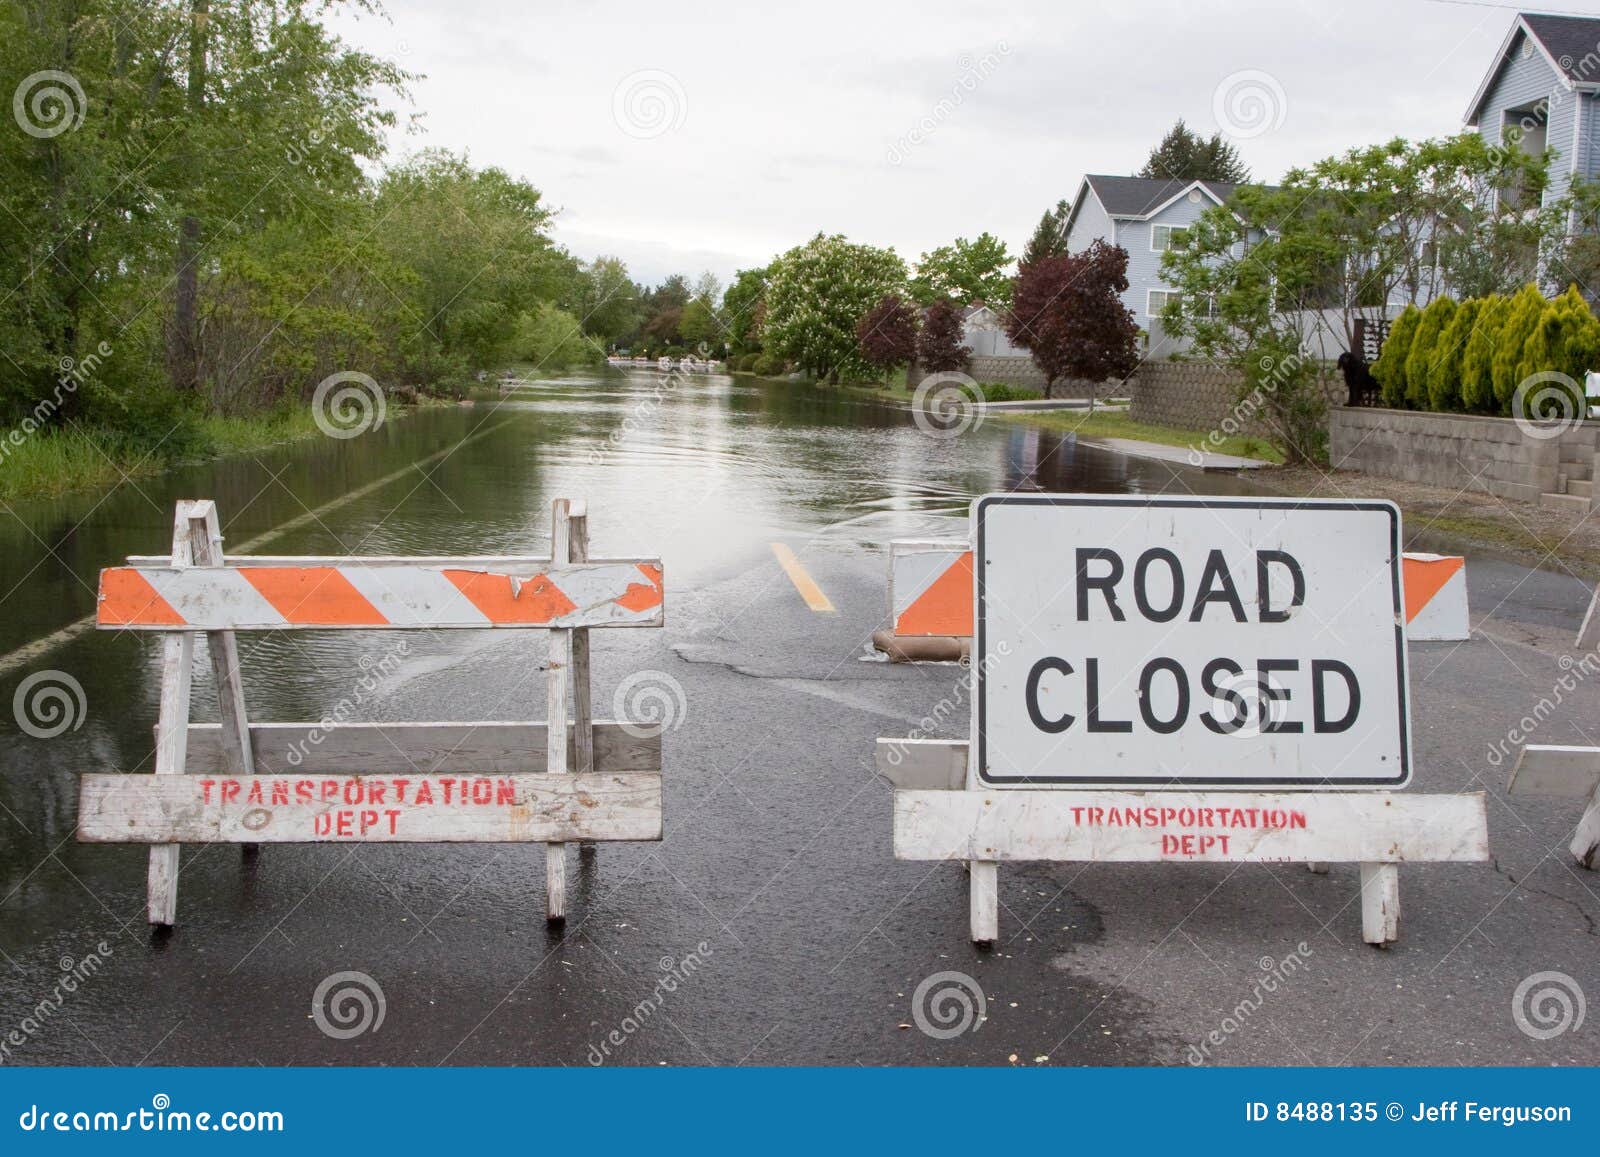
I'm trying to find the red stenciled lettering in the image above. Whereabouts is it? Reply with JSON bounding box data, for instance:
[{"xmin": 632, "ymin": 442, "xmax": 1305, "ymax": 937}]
[
  {"xmin": 199, "ymin": 780, "xmax": 216, "ymax": 803},
  {"xmin": 386, "ymin": 809, "xmax": 402, "ymax": 834},
  {"xmin": 1290, "ymin": 811, "xmax": 1307, "ymax": 829},
  {"xmin": 439, "ymin": 777, "xmax": 456, "ymax": 804},
  {"xmin": 272, "ymin": 780, "xmax": 289, "ymax": 806},
  {"xmin": 393, "ymin": 779, "xmax": 410, "ymax": 803},
  {"xmin": 296, "ymin": 780, "xmax": 314, "ymax": 804},
  {"xmin": 368, "ymin": 781, "xmax": 386, "ymax": 805},
  {"xmin": 221, "ymin": 781, "xmax": 241, "ymax": 804},
  {"xmin": 1071, "ymin": 807, "xmax": 1085, "ymax": 824},
  {"xmin": 1198, "ymin": 807, "xmax": 1214, "ymax": 827},
  {"xmin": 471, "ymin": 778, "xmax": 492, "ymax": 805},
  {"xmin": 414, "ymin": 780, "xmax": 434, "ymax": 805},
  {"xmin": 246, "ymin": 780, "xmax": 264, "ymax": 805},
  {"xmin": 1088, "ymin": 806, "xmax": 1105, "ymax": 824},
  {"xmin": 336, "ymin": 811, "xmax": 353, "ymax": 837},
  {"xmin": 496, "ymin": 780, "xmax": 516, "ymax": 806},
  {"xmin": 321, "ymin": 780, "xmax": 339, "ymax": 803},
  {"xmin": 344, "ymin": 780, "xmax": 363, "ymax": 805},
  {"xmin": 359, "ymin": 810, "xmax": 379, "ymax": 835}
]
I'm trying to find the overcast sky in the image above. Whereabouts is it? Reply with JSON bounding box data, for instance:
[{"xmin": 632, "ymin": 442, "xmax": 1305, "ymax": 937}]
[{"xmin": 328, "ymin": 0, "xmax": 1598, "ymax": 288}]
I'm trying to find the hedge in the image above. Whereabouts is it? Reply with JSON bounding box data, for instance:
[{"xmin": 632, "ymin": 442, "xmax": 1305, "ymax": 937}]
[{"xmin": 1370, "ymin": 285, "xmax": 1598, "ymax": 419}]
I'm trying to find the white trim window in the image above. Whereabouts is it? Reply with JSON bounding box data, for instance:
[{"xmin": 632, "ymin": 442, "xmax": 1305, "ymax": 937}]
[
  {"xmin": 1148, "ymin": 288, "xmax": 1182, "ymax": 316},
  {"xmin": 1150, "ymin": 223, "xmax": 1189, "ymax": 252}
]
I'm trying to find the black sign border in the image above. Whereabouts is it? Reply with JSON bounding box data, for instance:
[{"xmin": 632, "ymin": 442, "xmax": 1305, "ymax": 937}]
[{"xmin": 974, "ymin": 494, "xmax": 1411, "ymax": 788}]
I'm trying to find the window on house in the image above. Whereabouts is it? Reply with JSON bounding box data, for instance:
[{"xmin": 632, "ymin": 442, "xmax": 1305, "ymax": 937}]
[
  {"xmin": 1499, "ymin": 99, "xmax": 1549, "ymax": 211},
  {"xmin": 1151, "ymin": 224, "xmax": 1189, "ymax": 252},
  {"xmin": 1148, "ymin": 289, "xmax": 1181, "ymax": 316}
]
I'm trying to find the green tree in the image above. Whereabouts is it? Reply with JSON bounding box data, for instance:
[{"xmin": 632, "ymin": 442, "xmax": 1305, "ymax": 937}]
[
  {"xmin": 1137, "ymin": 119, "xmax": 1249, "ymax": 183},
  {"xmin": 910, "ymin": 233, "xmax": 1012, "ymax": 306},
  {"xmin": 1427, "ymin": 298, "xmax": 1480, "ymax": 413},
  {"xmin": 569, "ymin": 256, "xmax": 640, "ymax": 344},
  {"xmin": 1402, "ymin": 297, "xmax": 1456, "ymax": 410},
  {"xmin": 1372, "ymin": 306, "xmax": 1419, "ymax": 408},
  {"xmin": 1020, "ymin": 199, "xmax": 1071, "ymax": 267},
  {"xmin": 721, "ymin": 266, "xmax": 769, "ymax": 355},
  {"xmin": 1515, "ymin": 285, "xmax": 1600, "ymax": 417},
  {"xmin": 374, "ymin": 150, "xmax": 569, "ymax": 376},
  {"xmin": 1461, "ymin": 295, "xmax": 1507, "ymax": 412},
  {"xmin": 1491, "ymin": 284, "xmax": 1549, "ymax": 409},
  {"xmin": 763, "ymin": 234, "xmax": 907, "ymax": 382}
]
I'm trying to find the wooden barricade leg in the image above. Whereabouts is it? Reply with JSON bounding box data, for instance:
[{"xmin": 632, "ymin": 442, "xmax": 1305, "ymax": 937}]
[
  {"xmin": 148, "ymin": 502, "xmax": 198, "ymax": 926},
  {"xmin": 1306, "ymin": 862, "xmax": 1329, "ymax": 874},
  {"xmin": 185, "ymin": 502, "xmax": 257, "ymax": 859},
  {"xmin": 546, "ymin": 499, "xmax": 574, "ymax": 924},
  {"xmin": 1360, "ymin": 862, "xmax": 1400, "ymax": 947},
  {"xmin": 969, "ymin": 860, "xmax": 998, "ymax": 945},
  {"xmin": 1570, "ymin": 784, "xmax": 1600, "ymax": 869},
  {"xmin": 569, "ymin": 502, "xmax": 597, "ymax": 862}
]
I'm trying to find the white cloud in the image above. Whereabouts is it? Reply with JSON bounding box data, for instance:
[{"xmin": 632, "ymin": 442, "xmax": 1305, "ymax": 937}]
[{"xmin": 329, "ymin": 0, "xmax": 1534, "ymax": 286}]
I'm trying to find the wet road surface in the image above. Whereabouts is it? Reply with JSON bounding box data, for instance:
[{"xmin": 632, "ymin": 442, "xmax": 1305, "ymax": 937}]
[{"xmin": 1, "ymin": 370, "xmax": 1596, "ymax": 1065}]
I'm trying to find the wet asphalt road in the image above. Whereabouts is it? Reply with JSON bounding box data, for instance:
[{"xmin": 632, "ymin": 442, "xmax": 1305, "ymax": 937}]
[{"xmin": 1, "ymin": 372, "xmax": 1598, "ymax": 1066}]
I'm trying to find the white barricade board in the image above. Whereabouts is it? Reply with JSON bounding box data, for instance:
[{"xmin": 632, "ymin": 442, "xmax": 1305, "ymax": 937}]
[{"xmin": 974, "ymin": 494, "xmax": 1410, "ymax": 789}]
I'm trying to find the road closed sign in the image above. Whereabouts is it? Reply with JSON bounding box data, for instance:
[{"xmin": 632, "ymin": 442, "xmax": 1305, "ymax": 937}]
[{"xmin": 974, "ymin": 495, "xmax": 1410, "ymax": 789}]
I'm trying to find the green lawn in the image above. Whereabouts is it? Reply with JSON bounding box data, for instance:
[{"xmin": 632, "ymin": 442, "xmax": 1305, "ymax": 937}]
[{"xmin": 991, "ymin": 407, "xmax": 1283, "ymax": 464}]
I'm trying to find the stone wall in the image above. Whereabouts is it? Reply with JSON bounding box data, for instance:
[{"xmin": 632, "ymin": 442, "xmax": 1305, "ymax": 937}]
[
  {"xmin": 907, "ymin": 356, "xmax": 1120, "ymax": 397},
  {"xmin": 1328, "ymin": 408, "xmax": 1597, "ymax": 503},
  {"xmin": 1128, "ymin": 361, "xmax": 1346, "ymax": 435}
]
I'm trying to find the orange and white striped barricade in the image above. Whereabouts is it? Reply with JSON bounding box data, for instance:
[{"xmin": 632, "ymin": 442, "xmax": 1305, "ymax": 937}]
[
  {"xmin": 1508, "ymin": 745, "xmax": 1600, "ymax": 870},
  {"xmin": 79, "ymin": 498, "xmax": 665, "ymax": 927},
  {"xmin": 878, "ymin": 495, "xmax": 1489, "ymax": 948},
  {"xmin": 879, "ymin": 541, "xmax": 1469, "ymax": 655}
]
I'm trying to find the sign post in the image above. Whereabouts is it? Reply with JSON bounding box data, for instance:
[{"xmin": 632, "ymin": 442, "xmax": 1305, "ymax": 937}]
[{"xmin": 883, "ymin": 494, "xmax": 1489, "ymax": 947}]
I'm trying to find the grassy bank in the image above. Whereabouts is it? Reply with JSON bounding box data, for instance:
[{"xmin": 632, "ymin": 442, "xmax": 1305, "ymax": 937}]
[
  {"xmin": 0, "ymin": 399, "xmax": 448, "ymax": 503},
  {"xmin": 993, "ymin": 407, "xmax": 1282, "ymax": 464}
]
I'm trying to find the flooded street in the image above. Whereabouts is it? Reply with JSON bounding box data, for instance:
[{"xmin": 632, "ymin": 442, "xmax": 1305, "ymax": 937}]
[{"xmin": 1, "ymin": 370, "xmax": 1595, "ymax": 1066}]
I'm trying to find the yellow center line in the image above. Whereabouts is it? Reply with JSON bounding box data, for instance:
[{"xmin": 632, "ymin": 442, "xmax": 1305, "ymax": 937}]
[{"xmin": 770, "ymin": 542, "xmax": 836, "ymax": 613}]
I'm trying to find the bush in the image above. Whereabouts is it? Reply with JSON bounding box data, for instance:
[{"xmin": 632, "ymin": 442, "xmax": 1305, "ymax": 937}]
[
  {"xmin": 976, "ymin": 381, "xmax": 1043, "ymax": 402},
  {"xmin": 1402, "ymin": 297, "xmax": 1456, "ymax": 409},
  {"xmin": 1373, "ymin": 305, "xmax": 1419, "ymax": 407},
  {"xmin": 752, "ymin": 351, "xmax": 787, "ymax": 377},
  {"xmin": 738, "ymin": 353, "xmax": 759, "ymax": 372},
  {"xmin": 1427, "ymin": 298, "xmax": 1479, "ymax": 412},
  {"xmin": 1491, "ymin": 284, "xmax": 1548, "ymax": 408},
  {"xmin": 1460, "ymin": 294, "xmax": 1506, "ymax": 411}
]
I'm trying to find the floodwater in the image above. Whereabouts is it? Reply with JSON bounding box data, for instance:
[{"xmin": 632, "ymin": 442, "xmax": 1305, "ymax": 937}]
[{"xmin": 0, "ymin": 368, "xmax": 1261, "ymax": 1064}]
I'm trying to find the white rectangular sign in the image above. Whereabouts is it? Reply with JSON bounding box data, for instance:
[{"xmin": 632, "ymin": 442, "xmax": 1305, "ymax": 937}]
[{"xmin": 974, "ymin": 495, "xmax": 1410, "ymax": 789}]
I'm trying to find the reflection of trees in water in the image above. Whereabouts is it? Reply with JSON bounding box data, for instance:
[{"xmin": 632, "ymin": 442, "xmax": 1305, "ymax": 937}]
[{"xmin": 1000, "ymin": 424, "xmax": 1263, "ymax": 498}]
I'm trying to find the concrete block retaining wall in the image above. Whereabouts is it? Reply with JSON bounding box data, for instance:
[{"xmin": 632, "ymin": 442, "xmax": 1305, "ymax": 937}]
[{"xmin": 1328, "ymin": 408, "xmax": 1599, "ymax": 504}]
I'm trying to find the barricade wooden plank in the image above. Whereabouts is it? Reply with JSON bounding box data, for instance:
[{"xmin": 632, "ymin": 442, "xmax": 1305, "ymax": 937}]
[{"xmin": 79, "ymin": 772, "xmax": 662, "ymax": 843}]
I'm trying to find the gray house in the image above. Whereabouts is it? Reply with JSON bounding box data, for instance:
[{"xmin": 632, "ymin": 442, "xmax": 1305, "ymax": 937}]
[
  {"xmin": 1465, "ymin": 12, "xmax": 1600, "ymax": 220},
  {"xmin": 1062, "ymin": 175, "xmax": 1256, "ymax": 356}
]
